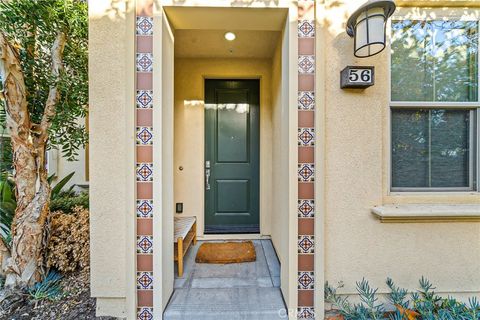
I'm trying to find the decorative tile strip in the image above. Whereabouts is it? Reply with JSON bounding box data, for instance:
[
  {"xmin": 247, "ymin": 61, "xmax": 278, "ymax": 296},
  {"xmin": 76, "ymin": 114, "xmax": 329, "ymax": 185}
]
[
  {"xmin": 136, "ymin": 1, "xmax": 154, "ymax": 317},
  {"xmin": 298, "ymin": 1, "xmax": 315, "ymax": 317}
]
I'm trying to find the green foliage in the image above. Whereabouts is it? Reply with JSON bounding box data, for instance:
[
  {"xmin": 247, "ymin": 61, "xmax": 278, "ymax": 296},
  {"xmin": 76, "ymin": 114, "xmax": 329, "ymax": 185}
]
[
  {"xmin": 0, "ymin": 173, "xmax": 15, "ymax": 243},
  {"xmin": 325, "ymin": 280, "xmax": 385, "ymax": 320},
  {"xmin": 28, "ymin": 269, "xmax": 63, "ymax": 301},
  {"xmin": 0, "ymin": 172, "xmax": 79, "ymax": 244},
  {"xmin": 410, "ymin": 277, "xmax": 480, "ymax": 320},
  {"xmin": 50, "ymin": 172, "xmax": 75, "ymax": 200},
  {"xmin": 0, "ymin": 0, "xmax": 88, "ymax": 160},
  {"xmin": 386, "ymin": 277, "xmax": 409, "ymax": 309},
  {"xmin": 325, "ymin": 277, "xmax": 480, "ymax": 320},
  {"xmin": 50, "ymin": 191, "xmax": 88, "ymax": 214},
  {"xmin": 0, "ymin": 136, "xmax": 13, "ymax": 173}
]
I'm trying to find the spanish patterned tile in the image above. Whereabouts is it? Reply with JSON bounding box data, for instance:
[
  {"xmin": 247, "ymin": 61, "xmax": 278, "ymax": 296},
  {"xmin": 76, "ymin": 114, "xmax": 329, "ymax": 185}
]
[
  {"xmin": 298, "ymin": 91, "xmax": 315, "ymax": 110},
  {"xmin": 137, "ymin": 53, "xmax": 153, "ymax": 72},
  {"xmin": 137, "ymin": 236, "xmax": 153, "ymax": 254},
  {"xmin": 298, "ymin": 271, "xmax": 315, "ymax": 290},
  {"xmin": 298, "ymin": 20, "xmax": 315, "ymax": 38},
  {"xmin": 136, "ymin": 90, "xmax": 153, "ymax": 108},
  {"xmin": 137, "ymin": 199, "xmax": 153, "ymax": 218},
  {"xmin": 137, "ymin": 271, "xmax": 154, "ymax": 290},
  {"xmin": 298, "ymin": 55, "xmax": 315, "ymax": 74},
  {"xmin": 298, "ymin": 164, "xmax": 315, "ymax": 182},
  {"xmin": 297, "ymin": 307, "xmax": 315, "ymax": 319},
  {"xmin": 298, "ymin": 235, "xmax": 315, "ymax": 254},
  {"xmin": 137, "ymin": 307, "xmax": 154, "ymax": 320},
  {"xmin": 137, "ymin": 163, "xmax": 153, "ymax": 182},
  {"xmin": 298, "ymin": 128, "xmax": 315, "ymax": 146},
  {"xmin": 298, "ymin": 200, "xmax": 315, "ymax": 218},
  {"xmin": 136, "ymin": 16, "xmax": 153, "ymax": 35},
  {"xmin": 136, "ymin": 127, "xmax": 153, "ymax": 145}
]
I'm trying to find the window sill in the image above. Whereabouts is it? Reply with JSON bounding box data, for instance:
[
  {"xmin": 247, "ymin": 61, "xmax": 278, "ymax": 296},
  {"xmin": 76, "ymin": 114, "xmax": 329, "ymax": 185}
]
[{"xmin": 371, "ymin": 204, "xmax": 480, "ymax": 223}]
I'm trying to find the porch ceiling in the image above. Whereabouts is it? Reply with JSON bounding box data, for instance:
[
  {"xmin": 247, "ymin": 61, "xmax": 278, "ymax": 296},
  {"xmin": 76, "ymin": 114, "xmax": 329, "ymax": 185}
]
[
  {"xmin": 174, "ymin": 29, "xmax": 280, "ymax": 58},
  {"xmin": 163, "ymin": 7, "xmax": 288, "ymax": 31}
]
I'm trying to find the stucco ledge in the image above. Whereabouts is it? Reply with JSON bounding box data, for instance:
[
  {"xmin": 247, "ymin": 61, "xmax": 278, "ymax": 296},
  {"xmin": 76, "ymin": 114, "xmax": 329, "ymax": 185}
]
[{"xmin": 371, "ymin": 204, "xmax": 480, "ymax": 223}]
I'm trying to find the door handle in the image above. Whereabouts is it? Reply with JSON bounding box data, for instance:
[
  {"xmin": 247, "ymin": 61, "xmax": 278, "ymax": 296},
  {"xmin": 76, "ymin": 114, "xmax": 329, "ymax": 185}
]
[{"xmin": 205, "ymin": 168, "xmax": 211, "ymax": 191}]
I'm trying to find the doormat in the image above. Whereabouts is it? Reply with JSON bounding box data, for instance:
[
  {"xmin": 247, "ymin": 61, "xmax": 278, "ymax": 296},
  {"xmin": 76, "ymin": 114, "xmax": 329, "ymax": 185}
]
[{"xmin": 195, "ymin": 241, "xmax": 256, "ymax": 264}]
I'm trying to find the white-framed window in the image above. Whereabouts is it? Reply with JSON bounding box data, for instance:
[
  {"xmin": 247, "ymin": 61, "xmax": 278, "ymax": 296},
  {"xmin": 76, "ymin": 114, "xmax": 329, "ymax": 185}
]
[{"xmin": 390, "ymin": 18, "xmax": 479, "ymax": 192}]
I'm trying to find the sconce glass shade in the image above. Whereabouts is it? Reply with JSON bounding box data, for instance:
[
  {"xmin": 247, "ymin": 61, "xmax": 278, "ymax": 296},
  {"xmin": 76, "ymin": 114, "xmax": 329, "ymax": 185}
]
[{"xmin": 346, "ymin": 0, "xmax": 396, "ymax": 58}]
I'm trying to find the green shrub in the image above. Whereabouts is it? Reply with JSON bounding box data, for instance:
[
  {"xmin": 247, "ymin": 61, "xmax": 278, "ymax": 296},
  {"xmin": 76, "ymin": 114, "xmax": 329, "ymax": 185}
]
[{"xmin": 49, "ymin": 191, "xmax": 88, "ymax": 214}]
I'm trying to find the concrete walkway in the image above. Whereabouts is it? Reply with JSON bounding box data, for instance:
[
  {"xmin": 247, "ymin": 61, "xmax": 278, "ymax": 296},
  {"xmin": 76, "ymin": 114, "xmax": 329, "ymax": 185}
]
[{"xmin": 164, "ymin": 240, "xmax": 287, "ymax": 320}]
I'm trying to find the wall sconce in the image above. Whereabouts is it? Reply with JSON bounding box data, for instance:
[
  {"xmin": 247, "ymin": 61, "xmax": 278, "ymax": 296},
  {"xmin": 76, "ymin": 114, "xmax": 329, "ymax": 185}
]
[{"xmin": 346, "ymin": 0, "xmax": 396, "ymax": 58}]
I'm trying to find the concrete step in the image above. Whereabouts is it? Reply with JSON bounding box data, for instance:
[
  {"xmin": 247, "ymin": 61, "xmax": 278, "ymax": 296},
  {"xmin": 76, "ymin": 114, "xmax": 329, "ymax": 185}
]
[{"xmin": 163, "ymin": 287, "xmax": 287, "ymax": 320}]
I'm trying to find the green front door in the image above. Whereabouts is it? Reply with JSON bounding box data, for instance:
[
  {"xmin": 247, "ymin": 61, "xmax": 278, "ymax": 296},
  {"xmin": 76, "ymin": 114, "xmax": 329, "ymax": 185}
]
[{"xmin": 204, "ymin": 79, "xmax": 260, "ymax": 234}]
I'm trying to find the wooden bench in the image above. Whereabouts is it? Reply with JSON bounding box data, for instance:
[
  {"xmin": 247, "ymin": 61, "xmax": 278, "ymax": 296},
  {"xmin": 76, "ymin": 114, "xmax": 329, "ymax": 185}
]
[{"xmin": 174, "ymin": 216, "xmax": 197, "ymax": 277}]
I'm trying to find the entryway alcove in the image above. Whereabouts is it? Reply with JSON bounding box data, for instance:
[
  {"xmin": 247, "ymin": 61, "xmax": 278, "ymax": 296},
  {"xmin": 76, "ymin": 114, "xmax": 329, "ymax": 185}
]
[{"xmin": 159, "ymin": 5, "xmax": 295, "ymax": 318}]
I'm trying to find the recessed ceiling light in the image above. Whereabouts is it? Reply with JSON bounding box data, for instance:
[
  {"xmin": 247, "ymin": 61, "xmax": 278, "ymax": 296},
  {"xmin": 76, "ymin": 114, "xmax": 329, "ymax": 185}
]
[{"xmin": 224, "ymin": 32, "xmax": 236, "ymax": 41}]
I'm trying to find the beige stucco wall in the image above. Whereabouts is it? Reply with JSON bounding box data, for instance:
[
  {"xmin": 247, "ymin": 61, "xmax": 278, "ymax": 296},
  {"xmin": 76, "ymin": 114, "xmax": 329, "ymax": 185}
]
[
  {"xmin": 319, "ymin": 1, "xmax": 480, "ymax": 298},
  {"xmin": 173, "ymin": 58, "xmax": 274, "ymax": 237},
  {"xmin": 88, "ymin": 0, "xmax": 135, "ymax": 317}
]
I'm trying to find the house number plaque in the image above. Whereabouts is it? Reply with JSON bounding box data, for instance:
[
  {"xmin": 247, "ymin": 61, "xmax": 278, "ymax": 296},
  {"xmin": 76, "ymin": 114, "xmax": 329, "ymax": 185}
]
[{"xmin": 340, "ymin": 66, "xmax": 374, "ymax": 89}]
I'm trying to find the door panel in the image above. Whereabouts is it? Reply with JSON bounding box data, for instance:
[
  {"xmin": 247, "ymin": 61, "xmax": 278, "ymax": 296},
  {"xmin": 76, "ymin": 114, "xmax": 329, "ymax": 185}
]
[
  {"xmin": 216, "ymin": 94, "xmax": 249, "ymax": 163},
  {"xmin": 205, "ymin": 80, "xmax": 260, "ymax": 234},
  {"xmin": 216, "ymin": 180, "xmax": 250, "ymax": 213}
]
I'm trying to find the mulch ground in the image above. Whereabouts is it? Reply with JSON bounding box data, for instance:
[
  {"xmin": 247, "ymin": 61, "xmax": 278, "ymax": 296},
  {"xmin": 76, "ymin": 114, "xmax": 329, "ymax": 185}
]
[{"xmin": 0, "ymin": 268, "xmax": 117, "ymax": 320}]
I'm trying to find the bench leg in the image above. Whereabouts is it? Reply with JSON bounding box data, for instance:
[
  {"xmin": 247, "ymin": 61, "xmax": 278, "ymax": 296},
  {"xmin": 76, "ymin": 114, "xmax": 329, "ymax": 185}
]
[
  {"xmin": 193, "ymin": 222, "xmax": 197, "ymax": 245},
  {"xmin": 177, "ymin": 237, "xmax": 183, "ymax": 277}
]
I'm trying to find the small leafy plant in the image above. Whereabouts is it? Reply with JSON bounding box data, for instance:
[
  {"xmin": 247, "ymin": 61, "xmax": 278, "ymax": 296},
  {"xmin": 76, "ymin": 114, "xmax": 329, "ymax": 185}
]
[
  {"xmin": 325, "ymin": 277, "xmax": 480, "ymax": 320},
  {"xmin": 28, "ymin": 270, "xmax": 63, "ymax": 301}
]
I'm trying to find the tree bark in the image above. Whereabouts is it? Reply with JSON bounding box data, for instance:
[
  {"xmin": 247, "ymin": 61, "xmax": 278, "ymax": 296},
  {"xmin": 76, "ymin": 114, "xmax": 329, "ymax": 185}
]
[{"xmin": 0, "ymin": 31, "xmax": 65, "ymax": 288}]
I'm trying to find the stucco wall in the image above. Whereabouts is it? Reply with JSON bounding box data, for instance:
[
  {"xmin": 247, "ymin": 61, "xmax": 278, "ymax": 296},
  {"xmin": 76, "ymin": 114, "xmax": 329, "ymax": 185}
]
[
  {"xmin": 89, "ymin": 0, "xmax": 135, "ymax": 317},
  {"xmin": 173, "ymin": 58, "xmax": 274, "ymax": 237},
  {"xmin": 320, "ymin": 1, "xmax": 480, "ymax": 297}
]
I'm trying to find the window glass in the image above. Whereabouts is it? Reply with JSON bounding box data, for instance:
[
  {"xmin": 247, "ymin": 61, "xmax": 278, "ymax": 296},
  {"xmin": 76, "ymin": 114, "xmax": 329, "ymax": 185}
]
[
  {"xmin": 391, "ymin": 20, "xmax": 478, "ymax": 102},
  {"xmin": 392, "ymin": 109, "xmax": 472, "ymax": 189}
]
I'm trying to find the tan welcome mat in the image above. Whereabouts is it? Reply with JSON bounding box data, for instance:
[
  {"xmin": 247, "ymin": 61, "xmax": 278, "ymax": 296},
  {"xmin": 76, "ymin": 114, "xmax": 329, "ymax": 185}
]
[{"xmin": 195, "ymin": 241, "xmax": 256, "ymax": 264}]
